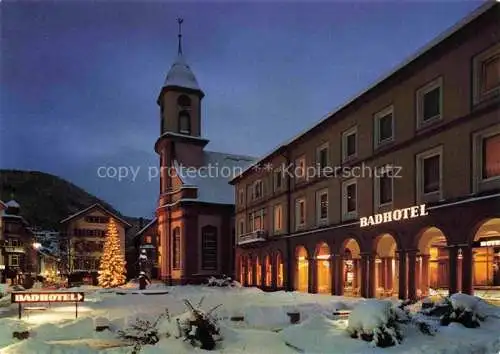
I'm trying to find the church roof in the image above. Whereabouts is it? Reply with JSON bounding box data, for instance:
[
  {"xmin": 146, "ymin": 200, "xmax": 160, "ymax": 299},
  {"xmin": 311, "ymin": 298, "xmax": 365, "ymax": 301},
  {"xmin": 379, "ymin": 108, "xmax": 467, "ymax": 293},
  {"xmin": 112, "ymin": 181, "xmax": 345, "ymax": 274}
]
[
  {"xmin": 163, "ymin": 54, "xmax": 202, "ymax": 92},
  {"xmin": 173, "ymin": 151, "xmax": 256, "ymax": 205}
]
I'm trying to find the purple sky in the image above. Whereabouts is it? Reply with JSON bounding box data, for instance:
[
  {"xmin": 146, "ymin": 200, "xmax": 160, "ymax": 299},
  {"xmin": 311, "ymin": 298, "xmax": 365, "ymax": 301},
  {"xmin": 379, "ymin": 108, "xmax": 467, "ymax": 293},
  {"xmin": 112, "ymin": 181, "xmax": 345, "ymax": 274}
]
[{"xmin": 0, "ymin": 0, "xmax": 484, "ymax": 217}]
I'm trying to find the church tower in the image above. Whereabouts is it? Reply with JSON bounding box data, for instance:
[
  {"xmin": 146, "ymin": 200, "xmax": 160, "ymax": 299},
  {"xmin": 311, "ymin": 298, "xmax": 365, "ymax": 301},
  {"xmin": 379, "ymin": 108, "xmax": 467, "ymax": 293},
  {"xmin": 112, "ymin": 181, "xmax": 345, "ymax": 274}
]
[{"xmin": 157, "ymin": 18, "xmax": 204, "ymax": 138}]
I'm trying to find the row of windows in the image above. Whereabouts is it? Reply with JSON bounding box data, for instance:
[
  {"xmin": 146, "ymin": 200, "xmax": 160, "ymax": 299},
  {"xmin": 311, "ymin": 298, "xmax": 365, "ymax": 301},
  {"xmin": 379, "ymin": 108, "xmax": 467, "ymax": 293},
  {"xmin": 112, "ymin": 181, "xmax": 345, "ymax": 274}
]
[
  {"xmin": 73, "ymin": 240, "xmax": 104, "ymax": 253},
  {"xmin": 73, "ymin": 257, "xmax": 100, "ymax": 271},
  {"xmin": 84, "ymin": 216, "xmax": 110, "ymax": 224},
  {"xmin": 238, "ymin": 43, "xmax": 500, "ymax": 207},
  {"xmin": 3, "ymin": 238, "xmax": 23, "ymax": 247},
  {"xmin": 73, "ymin": 229, "xmax": 106, "ymax": 237},
  {"xmin": 238, "ymin": 125, "xmax": 500, "ymax": 234}
]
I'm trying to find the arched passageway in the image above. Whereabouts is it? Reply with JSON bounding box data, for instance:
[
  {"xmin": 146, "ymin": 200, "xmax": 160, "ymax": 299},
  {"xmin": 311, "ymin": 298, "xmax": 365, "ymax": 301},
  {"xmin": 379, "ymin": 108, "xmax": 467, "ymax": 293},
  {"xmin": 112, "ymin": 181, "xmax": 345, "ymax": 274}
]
[
  {"xmin": 374, "ymin": 233, "xmax": 398, "ymax": 298},
  {"xmin": 276, "ymin": 251, "xmax": 284, "ymax": 288},
  {"xmin": 247, "ymin": 257, "xmax": 253, "ymax": 286},
  {"xmin": 472, "ymin": 218, "xmax": 500, "ymax": 290},
  {"xmin": 295, "ymin": 246, "xmax": 309, "ymax": 292},
  {"xmin": 417, "ymin": 227, "xmax": 448, "ymax": 296},
  {"xmin": 341, "ymin": 238, "xmax": 361, "ymax": 296},
  {"xmin": 255, "ymin": 256, "xmax": 262, "ymax": 286},
  {"xmin": 315, "ymin": 242, "xmax": 331, "ymax": 294},
  {"xmin": 264, "ymin": 254, "xmax": 272, "ymax": 287}
]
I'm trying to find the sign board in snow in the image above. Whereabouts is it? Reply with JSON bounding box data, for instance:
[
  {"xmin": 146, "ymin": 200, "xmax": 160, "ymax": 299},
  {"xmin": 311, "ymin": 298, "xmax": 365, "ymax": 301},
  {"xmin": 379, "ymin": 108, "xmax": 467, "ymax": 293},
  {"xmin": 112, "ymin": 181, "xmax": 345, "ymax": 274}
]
[{"xmin": 11, "ymin": 292, "xmax": 84, "ymax": 303}]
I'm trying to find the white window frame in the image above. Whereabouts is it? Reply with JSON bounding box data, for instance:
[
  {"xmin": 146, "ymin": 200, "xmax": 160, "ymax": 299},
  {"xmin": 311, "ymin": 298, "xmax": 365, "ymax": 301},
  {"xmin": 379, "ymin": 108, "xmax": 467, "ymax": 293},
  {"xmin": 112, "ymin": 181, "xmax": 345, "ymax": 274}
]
[
  {"xmin": 316, "ymin": 142, "xmax": 329, "ymax": 170},
  {"xmin": 9, "ymin": 254, "xmax": 19, "ymax": 267},
  {"xmin": 295, "ymin": 197, "xmax": 306, "ymax": 230},
  {"xmin": 374, "ymin": 105, "xmax": 394, "ymax": 148},
  {"xmin": 316, "ymin": 188, "xmax": 329, "ymax": 225},
  {"xmin": 274, "ymin": 204, "xmax": 283, "ymax": 232},
  {"xmin": 295, "ymin": 156, "xmax": 306, "ymax": 180},
  {"xmin": 416, "ymin": 145, "xmax": 443, "ymax": 203},
  {"xmin": 472, "ymin": 124, "xmax": 500, "ymax": 193},
  {"xmin": 473, "ymin": 43, "xmax": 500, "ymax": 106},
  {"xmin": 374, "ymin": 165, "xmax": 394, "ymax": 209},
  {"xmin": 342, "ymin": 178, "xmax": 358, "ymax": 220},
  {"xmin": 416, "ymin": 76, "xmax": 443, "ymax": 129},
  {"xmin": 342, "ymin": 126, "xmax": 358, "ymax": 162}
]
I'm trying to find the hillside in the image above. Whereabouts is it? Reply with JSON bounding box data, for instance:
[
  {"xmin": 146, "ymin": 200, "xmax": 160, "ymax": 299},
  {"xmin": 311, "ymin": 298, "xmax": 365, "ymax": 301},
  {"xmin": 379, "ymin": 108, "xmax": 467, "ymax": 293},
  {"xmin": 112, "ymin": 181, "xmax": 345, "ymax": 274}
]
[{"xmin": 0, "ymin": 169, "xmax": 147, "ymax": 232}]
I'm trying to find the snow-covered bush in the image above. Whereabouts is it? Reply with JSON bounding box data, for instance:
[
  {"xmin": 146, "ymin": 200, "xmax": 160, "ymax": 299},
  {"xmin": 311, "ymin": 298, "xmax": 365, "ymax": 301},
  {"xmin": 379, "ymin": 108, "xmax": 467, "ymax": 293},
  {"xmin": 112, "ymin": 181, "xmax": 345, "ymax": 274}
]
[
  {"xmin": 207, "ymin": 275, "xmax": 237, "ymax": 287},
  {"xmin": 347, "ymin": 299, "xmax": 403, "ymax": 347},
  {"xmin": 118, "ymin": 309, "xmax": 170, "ymax": 354},
  {"xmin": 421, "ymin": 293, "xmax": 496, "ymax": 328}
]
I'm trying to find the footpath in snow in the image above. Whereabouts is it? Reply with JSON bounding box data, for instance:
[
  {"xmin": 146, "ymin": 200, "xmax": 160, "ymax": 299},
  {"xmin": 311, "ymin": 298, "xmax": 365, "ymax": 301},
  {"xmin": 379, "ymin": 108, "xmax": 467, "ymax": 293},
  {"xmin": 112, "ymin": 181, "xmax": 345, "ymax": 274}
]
[{"xmin": 0, "ymin": 283, "xmax": 499, "ymax": 354}]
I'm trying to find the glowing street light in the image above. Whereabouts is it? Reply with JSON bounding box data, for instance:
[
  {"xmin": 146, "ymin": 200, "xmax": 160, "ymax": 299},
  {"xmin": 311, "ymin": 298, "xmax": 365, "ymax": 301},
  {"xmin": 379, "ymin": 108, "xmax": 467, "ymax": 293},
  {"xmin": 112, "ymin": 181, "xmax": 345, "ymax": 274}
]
[{"xmin": 33, "ymin": 242, "xmax": 42, "ymax": 249}]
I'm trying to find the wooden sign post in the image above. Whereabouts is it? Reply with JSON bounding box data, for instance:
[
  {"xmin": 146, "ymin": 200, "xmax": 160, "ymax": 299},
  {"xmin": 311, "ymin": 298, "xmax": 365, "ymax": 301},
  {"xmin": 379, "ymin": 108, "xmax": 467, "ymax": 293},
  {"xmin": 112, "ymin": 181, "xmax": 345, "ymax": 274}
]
[{"xmin": 11, "ymin": 292, "xmax": 85, "ymax": 319}]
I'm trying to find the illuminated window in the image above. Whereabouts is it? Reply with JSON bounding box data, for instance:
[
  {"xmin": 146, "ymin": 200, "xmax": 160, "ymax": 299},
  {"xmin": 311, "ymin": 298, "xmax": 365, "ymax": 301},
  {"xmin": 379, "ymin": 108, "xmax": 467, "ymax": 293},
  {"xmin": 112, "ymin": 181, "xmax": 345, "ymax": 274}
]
[
  {"xmin": 473, "ymin": 43, "xmax": 500, "ymax": 106},
  {"xmin": 274, "ymin": 204, "xmax": 283, "ymax": 231},
  {"xmin": 255, "ymin": 257, "xmax": 262, "ymax": 286},
  {"xmin": 276, "ymin": 252, "xmax": 284, "ymax": 287},
  {"xmin": 145, "ymin": 236, "xmax": 152, "ymax": 244},
  {"xmin": 265, "ymin": 255, "xmax": 272, "ymax": 286},
  {"xmin": 473, "ymin": 125, "xmax": 500, "ymax": 193},
  {"xmin": 247, "ymin": 258, "xmax": 253, "ymax": 285}
]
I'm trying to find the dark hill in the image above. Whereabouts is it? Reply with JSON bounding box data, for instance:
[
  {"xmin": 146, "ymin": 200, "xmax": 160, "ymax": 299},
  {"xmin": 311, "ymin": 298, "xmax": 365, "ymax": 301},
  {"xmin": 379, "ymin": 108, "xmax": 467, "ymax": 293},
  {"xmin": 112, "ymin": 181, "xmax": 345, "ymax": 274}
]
[{"xmin": 0, "ymin": 169, "xmax": 147, "ymax": 232}]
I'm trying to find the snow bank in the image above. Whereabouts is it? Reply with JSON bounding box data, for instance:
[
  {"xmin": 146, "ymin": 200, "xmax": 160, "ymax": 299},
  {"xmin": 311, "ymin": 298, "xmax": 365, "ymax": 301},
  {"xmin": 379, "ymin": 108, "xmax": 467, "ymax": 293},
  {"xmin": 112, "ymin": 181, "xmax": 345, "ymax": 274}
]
[{"xmin": 450, "ymin": 293, "xmax": 500, "ymax": 318}]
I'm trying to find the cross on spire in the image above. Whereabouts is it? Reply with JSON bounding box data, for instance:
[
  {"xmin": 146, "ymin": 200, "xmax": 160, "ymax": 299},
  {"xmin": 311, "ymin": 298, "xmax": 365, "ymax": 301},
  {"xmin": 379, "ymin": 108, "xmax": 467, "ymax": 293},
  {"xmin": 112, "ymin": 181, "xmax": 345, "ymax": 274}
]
[{"xmin": 177, "ymin": 18, "xmax": 184, "ymax": 55}]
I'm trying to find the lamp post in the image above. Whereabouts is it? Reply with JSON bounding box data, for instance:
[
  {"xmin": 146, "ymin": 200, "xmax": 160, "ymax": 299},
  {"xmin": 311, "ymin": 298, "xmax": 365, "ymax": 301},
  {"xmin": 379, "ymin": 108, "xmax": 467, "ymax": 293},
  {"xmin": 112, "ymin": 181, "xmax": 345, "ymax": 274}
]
[{"xmin": 33, "ymin": 242, "xmax": 42, "ymax": 275}]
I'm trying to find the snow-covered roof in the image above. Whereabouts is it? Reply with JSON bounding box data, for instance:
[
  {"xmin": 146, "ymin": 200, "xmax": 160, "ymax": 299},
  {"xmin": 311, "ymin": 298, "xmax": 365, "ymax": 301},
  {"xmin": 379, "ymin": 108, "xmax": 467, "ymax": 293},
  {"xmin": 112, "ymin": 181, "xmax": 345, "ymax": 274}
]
[
  {"xmin": 6, "ymin": 200, "xmax": 20, "ymax": 208},
  {"xmin": 230, "ymin": 0, "xmax": 497, "ymax": 184},
  {"xmin": 163, "ymin": 54, "xmax": 202, "ymax": 92},
  {"xmin": 135, "ymin": 218, "xmax": 157, "ymax": 237},
  {"xmin": 60, "ymin": 203, "xmax": 132, "ymax": 227},
  {"xmin": 175, "ymin": 151, "xmax": 256, "ymax": 205}
]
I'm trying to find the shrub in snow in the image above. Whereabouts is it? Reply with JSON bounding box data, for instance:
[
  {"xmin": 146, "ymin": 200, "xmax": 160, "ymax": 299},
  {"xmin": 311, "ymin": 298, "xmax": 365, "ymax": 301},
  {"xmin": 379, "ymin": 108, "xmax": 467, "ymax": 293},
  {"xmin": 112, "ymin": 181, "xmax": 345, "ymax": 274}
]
[
  {"xmin": 206, "ymin": 275, "xmax": 237, "ymax": 287},
  {"xmin": 347, "ymin": 299, "xmax": 403, "ymax": 348},
  {"xmin": 420, "ymin": 293, "xmax": 497, "ymax": 328},
  {"xmin": 117, "ymin": 309, "xmax": 170, "ymax": 354}
]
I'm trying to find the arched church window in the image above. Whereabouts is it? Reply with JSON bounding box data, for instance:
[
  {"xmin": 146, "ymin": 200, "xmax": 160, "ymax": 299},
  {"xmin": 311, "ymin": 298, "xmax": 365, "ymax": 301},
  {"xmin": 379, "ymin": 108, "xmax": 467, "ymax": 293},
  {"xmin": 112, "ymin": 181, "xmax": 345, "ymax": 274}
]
[
  {"xmin": 179, "ymin": 111, "xmax": 191, "ymax": 134},
  {"xmin": 201, "ymin": 225, "xmax": 217, "ymax": 270},
  {"xmin": 177, "ymin": 95, "xmax": 191, "ymax": 107},
  {"xmin": 172, "ymin": 227, "xmax": 181, "ymax": 269}
]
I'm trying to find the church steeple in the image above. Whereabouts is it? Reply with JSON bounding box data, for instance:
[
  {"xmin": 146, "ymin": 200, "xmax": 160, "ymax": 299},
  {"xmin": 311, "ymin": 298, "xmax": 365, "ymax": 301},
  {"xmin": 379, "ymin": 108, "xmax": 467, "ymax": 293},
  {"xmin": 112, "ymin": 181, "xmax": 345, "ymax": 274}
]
[
  {"xmin": 160, "ymin": 18, "xmax": 203, "ymax": 96},
  {"xmin": 157, "ymin": 18, "xmax": 205, "ymax": 138}
]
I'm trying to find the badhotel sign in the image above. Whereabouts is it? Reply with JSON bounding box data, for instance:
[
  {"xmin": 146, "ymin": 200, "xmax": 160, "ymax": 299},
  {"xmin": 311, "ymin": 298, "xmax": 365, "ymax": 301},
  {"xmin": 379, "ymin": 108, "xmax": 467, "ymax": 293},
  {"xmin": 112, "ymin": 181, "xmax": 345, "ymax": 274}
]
[
  {"xmin": 11, "ymin": 292, "xmax": 84, "ymax": 303},
  {"xmin": 360, "ymin": 204, "xmax": 428, "ymax": 228}
]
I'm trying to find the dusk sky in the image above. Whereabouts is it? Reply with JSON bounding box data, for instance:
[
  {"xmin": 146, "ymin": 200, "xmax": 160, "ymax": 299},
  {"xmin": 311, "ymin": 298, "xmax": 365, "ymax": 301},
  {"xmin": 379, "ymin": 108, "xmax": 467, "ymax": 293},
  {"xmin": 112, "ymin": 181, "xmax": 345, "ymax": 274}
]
[{"xmin": 1, "ymin": 0, "xmax": 484, "ymax": 218}]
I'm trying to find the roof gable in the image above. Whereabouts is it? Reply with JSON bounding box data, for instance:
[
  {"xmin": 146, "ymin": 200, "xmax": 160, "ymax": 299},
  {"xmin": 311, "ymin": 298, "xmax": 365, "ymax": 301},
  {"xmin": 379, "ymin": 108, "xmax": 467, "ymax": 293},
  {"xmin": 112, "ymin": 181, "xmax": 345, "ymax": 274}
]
[{"xmin": 59, "ymin": 203, "xmax": 132, "ymax": 227}]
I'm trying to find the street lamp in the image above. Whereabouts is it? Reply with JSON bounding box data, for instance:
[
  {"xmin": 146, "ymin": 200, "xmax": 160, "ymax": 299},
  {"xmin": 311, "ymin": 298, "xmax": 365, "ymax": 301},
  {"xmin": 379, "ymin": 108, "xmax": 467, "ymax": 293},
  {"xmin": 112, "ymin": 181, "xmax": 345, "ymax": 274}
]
[{"xmin": 33, "ymin": 242, "xmax": 42, "ymax": 249}]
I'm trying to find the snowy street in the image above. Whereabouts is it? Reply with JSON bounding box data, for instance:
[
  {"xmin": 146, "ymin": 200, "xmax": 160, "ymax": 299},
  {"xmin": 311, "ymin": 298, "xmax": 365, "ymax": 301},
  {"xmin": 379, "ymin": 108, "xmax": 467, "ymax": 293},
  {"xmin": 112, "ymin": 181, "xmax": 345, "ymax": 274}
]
[{"xmin": 1, "ymin": 284, "xmax": 500, "ymax": 354}]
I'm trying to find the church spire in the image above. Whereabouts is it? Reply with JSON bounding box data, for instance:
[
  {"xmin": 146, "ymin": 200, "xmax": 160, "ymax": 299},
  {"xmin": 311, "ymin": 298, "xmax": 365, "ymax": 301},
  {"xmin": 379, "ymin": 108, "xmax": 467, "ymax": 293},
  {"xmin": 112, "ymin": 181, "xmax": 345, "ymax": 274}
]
[{"xmin": 177, "ymin": 18, "xmax": 184, "ymax": 56}]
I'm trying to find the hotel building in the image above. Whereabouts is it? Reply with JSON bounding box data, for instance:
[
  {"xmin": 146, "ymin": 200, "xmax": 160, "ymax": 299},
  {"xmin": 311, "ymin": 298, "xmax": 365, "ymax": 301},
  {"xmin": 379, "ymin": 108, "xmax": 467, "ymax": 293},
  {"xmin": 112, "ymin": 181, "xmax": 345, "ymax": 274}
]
[{"xmin": 231, "ymin": 1, "xmax": 500, "ymax": 300}]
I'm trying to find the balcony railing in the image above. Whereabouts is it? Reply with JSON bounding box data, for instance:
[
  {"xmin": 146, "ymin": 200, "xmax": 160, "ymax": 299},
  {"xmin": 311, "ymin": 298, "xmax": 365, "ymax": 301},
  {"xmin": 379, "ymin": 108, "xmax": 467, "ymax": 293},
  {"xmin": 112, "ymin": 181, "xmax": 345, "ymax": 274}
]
[
  {"xmin": 4, "ymin": 246, "xmax": 25, "ymax": 253},
  {"xmin": 237, "ymin": 230, "xmax": 268, "ymax": 245}
]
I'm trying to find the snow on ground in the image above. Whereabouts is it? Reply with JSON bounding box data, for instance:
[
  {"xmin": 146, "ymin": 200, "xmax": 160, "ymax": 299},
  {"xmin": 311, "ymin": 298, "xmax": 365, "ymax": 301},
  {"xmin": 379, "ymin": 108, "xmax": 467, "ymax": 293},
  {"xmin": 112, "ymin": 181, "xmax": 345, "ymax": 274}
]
[{"xmin": 0, "ymin": 284, "xmax": 499, "ymax": 353}]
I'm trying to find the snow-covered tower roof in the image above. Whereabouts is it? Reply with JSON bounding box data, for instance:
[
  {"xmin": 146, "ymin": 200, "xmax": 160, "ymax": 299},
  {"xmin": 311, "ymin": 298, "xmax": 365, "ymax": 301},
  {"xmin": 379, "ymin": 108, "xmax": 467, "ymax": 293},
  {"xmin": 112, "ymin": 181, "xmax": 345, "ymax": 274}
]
[
  {"xmin": 6, "ymin": 200, "xmax": 20, "ymax": 208},
  {"xmin": 161, "ymin": 18, "xmax": 203, "ymax": 96}
]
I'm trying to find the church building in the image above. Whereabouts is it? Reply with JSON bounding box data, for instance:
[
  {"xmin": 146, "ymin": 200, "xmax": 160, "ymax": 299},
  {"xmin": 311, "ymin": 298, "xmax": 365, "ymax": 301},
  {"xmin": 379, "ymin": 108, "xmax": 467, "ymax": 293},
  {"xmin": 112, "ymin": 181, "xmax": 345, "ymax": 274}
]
[{"xmin": 154, "ymin": 19, "xmax": 255, "ymax": 284}]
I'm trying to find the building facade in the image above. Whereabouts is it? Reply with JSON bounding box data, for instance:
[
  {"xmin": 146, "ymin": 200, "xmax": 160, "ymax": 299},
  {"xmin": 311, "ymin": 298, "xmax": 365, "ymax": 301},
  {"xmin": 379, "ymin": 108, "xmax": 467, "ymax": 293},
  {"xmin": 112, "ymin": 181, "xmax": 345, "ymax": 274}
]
[
  {"xmin": 154, "ymin": 21, "xmax": 255, "ymax": 284},
  {"xmin": 0, "ymin": 200, "xmax": 36, "ymax": 284},
  {"xmin": 231, "ymin": 2, "xmax": 500, "ymax": 300},
  {"xmin": 60, "ymin": 203, "xmax": 131, "ymax": 284}
]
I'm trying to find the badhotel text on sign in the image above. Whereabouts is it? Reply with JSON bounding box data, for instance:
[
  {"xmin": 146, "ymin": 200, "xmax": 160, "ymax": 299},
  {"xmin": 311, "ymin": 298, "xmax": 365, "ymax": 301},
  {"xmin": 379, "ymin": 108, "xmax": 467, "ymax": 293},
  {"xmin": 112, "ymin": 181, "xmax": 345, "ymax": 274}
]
[
  {"xmin": 360, "ymin": 204, "xmax": 428, "ymax": 228},
  {"xmin": 11, "ymin": 292, "xmax": 85, "ymax": 303}
]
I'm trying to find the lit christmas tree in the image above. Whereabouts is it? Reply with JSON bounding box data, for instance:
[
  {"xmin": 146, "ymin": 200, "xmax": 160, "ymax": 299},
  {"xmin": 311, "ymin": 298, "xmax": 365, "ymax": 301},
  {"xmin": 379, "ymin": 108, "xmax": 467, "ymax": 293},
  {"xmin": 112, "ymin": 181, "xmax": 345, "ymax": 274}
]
[{"xmin": 98, "ymin": 219, "xmax": 126, "ymax": 288}]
